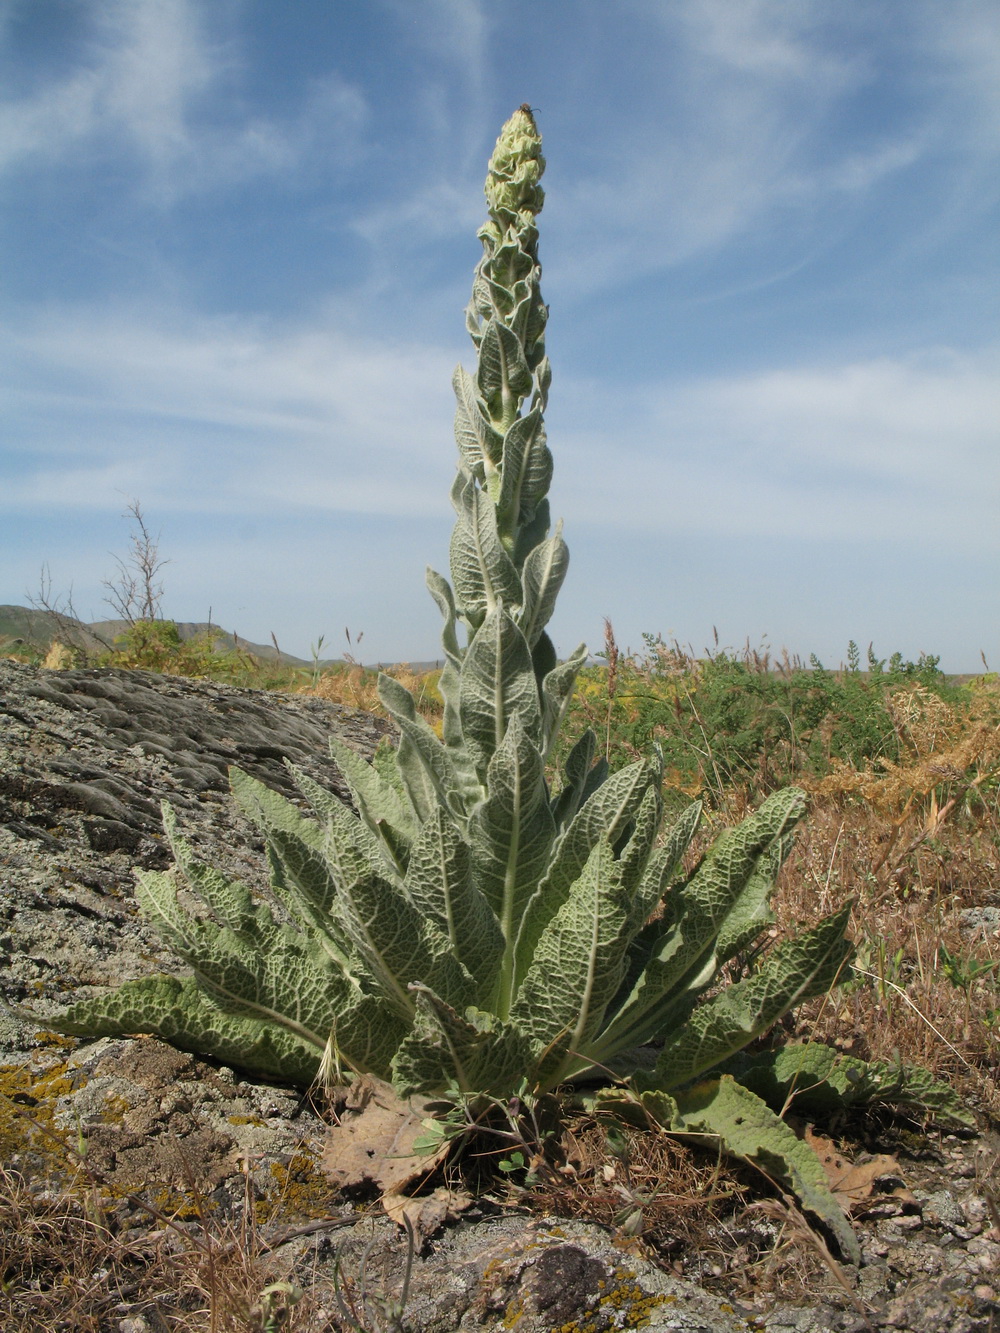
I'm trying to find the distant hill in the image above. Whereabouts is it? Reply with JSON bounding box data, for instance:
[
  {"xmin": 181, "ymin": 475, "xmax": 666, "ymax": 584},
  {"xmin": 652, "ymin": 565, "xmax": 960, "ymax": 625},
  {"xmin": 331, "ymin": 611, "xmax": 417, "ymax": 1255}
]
[
  {"xmin": 0, "ymin": 605, "xmax": 442, "ymax": 673},
  {"xmin": 0, "ymin": 606, "xmax": 313, "ymax": 666},
  {"xmin": 0, "ymin": 605, "xmax": 112, "ymax": 656}
]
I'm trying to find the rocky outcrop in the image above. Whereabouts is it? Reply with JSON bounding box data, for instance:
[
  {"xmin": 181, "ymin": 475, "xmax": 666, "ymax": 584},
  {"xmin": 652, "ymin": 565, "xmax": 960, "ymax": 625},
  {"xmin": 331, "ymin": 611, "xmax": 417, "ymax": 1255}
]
[{"xmin": 0, "ymin": 657, "xmax": 390, "ymax": 1026}]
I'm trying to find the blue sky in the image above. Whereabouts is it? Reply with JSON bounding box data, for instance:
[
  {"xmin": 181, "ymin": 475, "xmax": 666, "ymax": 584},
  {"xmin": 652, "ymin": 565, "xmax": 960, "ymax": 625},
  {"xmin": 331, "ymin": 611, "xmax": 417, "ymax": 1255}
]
[{"xmin": 2, "ymin": 1, "xmax": 998, "ymax": 670}]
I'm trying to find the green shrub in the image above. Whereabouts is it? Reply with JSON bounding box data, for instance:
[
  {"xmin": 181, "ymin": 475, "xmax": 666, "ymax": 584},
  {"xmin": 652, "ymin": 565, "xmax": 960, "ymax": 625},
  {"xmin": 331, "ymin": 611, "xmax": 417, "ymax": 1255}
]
[{"xmin": 567, "ymin": 634, "xmax": 963, "ymax": 802}]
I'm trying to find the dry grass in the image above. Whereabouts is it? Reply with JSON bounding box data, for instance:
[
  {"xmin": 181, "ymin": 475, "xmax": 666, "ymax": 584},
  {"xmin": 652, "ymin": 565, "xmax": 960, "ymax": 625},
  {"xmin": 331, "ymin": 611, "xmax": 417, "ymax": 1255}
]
[
  {"xmin": 0, "ymin": 1125, "xmax": 378, "ymax": 1332},
  {"xmin": 303, "ymin": 664, "xmax": 443, "ymax": 729},
  {"xmin": 771, "ymin": 795, "xmax": 999, "ymax": 1118}
]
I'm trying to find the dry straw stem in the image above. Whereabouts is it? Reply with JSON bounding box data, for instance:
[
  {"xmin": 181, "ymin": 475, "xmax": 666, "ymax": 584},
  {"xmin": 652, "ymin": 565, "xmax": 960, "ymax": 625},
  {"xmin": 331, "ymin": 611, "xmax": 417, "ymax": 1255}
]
[{"xmin": 511, "ymin": 1113, "xmax": 753, "ymax": 1262}]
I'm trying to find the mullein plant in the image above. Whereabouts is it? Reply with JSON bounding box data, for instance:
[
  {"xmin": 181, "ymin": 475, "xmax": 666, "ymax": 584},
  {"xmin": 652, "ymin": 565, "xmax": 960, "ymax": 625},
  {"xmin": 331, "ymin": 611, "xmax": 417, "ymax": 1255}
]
[{"xmin": 35, "ymin": 109, "xmax": 969, "ymax": 1260}]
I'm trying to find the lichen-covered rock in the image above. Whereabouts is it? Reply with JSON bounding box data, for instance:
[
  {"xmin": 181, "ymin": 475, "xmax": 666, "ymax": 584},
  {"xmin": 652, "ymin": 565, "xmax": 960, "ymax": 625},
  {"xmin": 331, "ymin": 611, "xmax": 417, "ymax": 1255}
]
[{"xmin": 0, "ymin": 657, "xmax": 389, "ymax": 1041}]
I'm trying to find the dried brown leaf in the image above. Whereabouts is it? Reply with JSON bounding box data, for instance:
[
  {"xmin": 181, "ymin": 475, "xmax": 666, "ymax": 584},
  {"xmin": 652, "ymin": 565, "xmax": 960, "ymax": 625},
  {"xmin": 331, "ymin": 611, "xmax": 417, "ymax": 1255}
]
[
  {"xmin": 382, "ymin": 1186, "xmax": 473, "ymax": 1239},
  {"xmin": 321, "ymin": 1075, "xmax": 447, "ymax": 1195},
  {"xmin": 803, "ymin": 1127, "xmax": 919, "ymax": 1216}
]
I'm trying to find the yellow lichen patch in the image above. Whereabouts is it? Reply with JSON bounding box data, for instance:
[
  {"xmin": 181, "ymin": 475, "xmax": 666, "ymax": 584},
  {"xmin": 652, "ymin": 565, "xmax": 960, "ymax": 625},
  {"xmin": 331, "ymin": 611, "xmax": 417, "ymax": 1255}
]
[
  {"xmin": 0, "ymin": 1058, "xmax": 84, "ymax": 1169},
  {"xmin": 595, "ymin": 1269, "xmax": 667, "ymax": 1329},
  {"xmin": 98, "ymin": 1092, "xmax": 135, "ymax": 1124},
  {"xmin": 148, "ymin": 1184, "xmax": 216, "ymax": 1223},
  {"xmin": 227, "ymin": 1112, "xmax": 267, "ymax": 1127},
  {"xmin": 502, "ymin": 1295, "xmax": 526, "ymax": 1328},
  {"xmin": 547, "ymin": 1268, "xmax": 666, "ymax": 1333},
  {"xmin": 32, "ymin": 1030, "xmax": 79, "ymax": 1052},
  {"xmin": 257, "ymin": 1147, "xmax": 334, "ymax": 1224}
]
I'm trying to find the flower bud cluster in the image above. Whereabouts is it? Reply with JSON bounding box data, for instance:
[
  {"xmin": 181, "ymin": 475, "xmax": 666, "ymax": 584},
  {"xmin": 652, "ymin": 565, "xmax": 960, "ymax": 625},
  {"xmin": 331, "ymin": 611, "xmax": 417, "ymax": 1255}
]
[{"xmin": 484, "ymin": 106, "xmax": 545, "ymax": 223}]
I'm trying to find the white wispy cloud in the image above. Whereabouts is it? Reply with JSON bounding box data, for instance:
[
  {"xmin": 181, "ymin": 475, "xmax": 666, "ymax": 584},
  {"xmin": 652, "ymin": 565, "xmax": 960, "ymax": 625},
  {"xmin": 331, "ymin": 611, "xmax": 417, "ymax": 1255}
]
[
  {"xmin": 545, "ymin": 0, "xmax": 977, "ymax": 294},
  {"xmin": 6, "ymin": 302, "xmax": 995, "ymax": 565},
  {"xmin": 0, "ymin": 0, "xmax": 367, "ymax": 199},
  {"xmin": 917, "ymin": 0, "xmax": 1000, "ymax": 152},
  {"xmin": 556, "ymin": 346, "xmax": 1000, "ymax": 549},
  {"xmin": 1, "ymin": 303, "xmax": 460, "ymax": 515}
]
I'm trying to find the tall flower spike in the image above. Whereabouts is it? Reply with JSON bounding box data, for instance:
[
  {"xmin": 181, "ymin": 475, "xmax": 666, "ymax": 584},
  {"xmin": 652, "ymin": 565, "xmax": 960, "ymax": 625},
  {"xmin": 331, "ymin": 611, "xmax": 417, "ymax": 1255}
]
[{"xmin": 448, "ymin": 107, "xmax": 556, "ymax": 653}]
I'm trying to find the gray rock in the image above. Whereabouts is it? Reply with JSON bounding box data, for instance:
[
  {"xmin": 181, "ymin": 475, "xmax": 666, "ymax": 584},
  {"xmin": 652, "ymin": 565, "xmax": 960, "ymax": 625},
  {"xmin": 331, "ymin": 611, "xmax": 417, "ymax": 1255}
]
[
  {"xmin": 959, "ymin": 907, "xmax": 1000, "ymax": 942},
  {"xmin": 0, "ymin": 657, "xmax": 390, "ymax": 1031}
]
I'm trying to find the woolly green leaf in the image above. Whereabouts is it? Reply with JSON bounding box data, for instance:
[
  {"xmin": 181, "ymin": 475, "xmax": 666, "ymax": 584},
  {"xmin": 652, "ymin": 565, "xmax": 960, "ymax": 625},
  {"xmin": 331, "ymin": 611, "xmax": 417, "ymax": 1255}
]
[
  {"xmin": 605, "ymin": 802, "xmax": 704, "ymax": 1021},
  {"xmin": 405, "ymin": 809, "xmax": 505, "ymax": 1002},
  {"xmin": 514, "ymin": 759, "xmax": 656, "ymax": 983},
  {"xmin": 378, "ymin": 673, "xmax": 477, "ymax": 822},
  {"xmin": 324, "ymin": 988, "xmax": 409, "ymax": 1082},
  {"xmin": 328, "ymin": 736, "xmax": 416, "ymax": 876},
  {"xmin": 666, "ymin": 1076, "xmax": 860, "ymax": 1265},
  {"xmin": 514, "ymin": 496, "xmax": 552, "ymax": 567},
  {"xmin": 133, "ymin": 860, "xmax": 362, "ymax": 1041},
  {"xmin": 714, "ymin": 839, "xmax": 791, "ymax": 966},
  {"xmin": 449, "ymin": 473, "xmax": 523, "ymax": 621},
  {"xmin": 680, "ymin": 788, "xmax": 805, "ymax": 935},
  {"xmin": 425, "ymin": 566, "xmax": 463, "ymax": 671},
  {"xmin": 497, "ymin": 407, "xmax": 552, "ymax": 536},
  {"xmin": 229, "ymin": 766, "xmax": 323, "ymax": 851},
  {"xmin": 509, "ymin": 288, "xmax": 547, "ymax": 362},
  {"xmin": 48, "ymin": 975, "xmax": 324, "ymax": 1087},
  {"xmin": 159, "ymin": 803, "xmax": 257, "ymax": 932},
  {"xmin": 551, "ymin": 729, "xmax": 598, "ymax": 831},
  {"xmin": 594, "ymin": 789, "xmax": 807, "ymax": 1058},
  {"xmin": 618, "ymin": 784, "xmax": 664, "ymax": 904},
  {"xmin": 453, "ymin": 366, "xmax": 503, "ymax": 468},
  {"xmin": 468, "ymin": 714, "xmax": 556, "ymax": 1009},
  {"xmin": 539, "ymin": 641, "xmax": 587, "ymax": 755},
  {"xmin": 518, "ymin": 523, "xmax": 569, "ymax": 650},
  {"xmin": 477, "ymin": 317, "xmax": 532, "ymax": 406},
  {"xmin": 512, "ymin": 839, "xmax": 632, "ymax": 1084},
  {"xmin": 436, "ymin": 659, "xmax": 464, "ymax": 749},
  {"xmin": 323, "ymin": 817, "xmax": 477, "ymax": 1021},
  {"xmin": 632, "ymin": 801, "xmax": 702, "ymax": 925},
  {"xmin": 453, "ymin": 365, "xmax": 502, "ymax": 478},
  {"xmin": 459, "ymin": 606, "xmax": 540, "ymax": 779},
  {"xmin": 532, "ymin": 354, "xmax": 551, "ymax": 411},
  {"xmin": 723, "ymin": 1041, "xmax": 975, "ymax": 1130},
  {"xmin": 650, "ymin": 904, "xmax": 854, "ymax": 1090},
  {"xmin": 391, "ymin": 986, "xmax": 534, "ymax": 1097},
  {"xmin": 230, "ymin": 766, "xmax": 377, "ymax": 952}
]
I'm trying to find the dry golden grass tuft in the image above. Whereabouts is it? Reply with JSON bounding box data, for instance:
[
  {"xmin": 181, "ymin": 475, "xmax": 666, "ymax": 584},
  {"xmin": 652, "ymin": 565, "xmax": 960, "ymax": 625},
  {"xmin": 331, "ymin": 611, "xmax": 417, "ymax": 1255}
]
[{"xmin": 303, "ymin": 663, "xmax": 443, "ymax": 729}]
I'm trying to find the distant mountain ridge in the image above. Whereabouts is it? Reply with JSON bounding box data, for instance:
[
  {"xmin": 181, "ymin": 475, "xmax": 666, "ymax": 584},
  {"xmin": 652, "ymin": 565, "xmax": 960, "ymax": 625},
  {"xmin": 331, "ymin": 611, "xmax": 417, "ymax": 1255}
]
[
  {"xmin": 0, "ymin": 605, "xmax": 314, "ymax": 666},
  {"xmin": 0, "ymin": 606, "xmax": 442, "ymax": 672}
]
